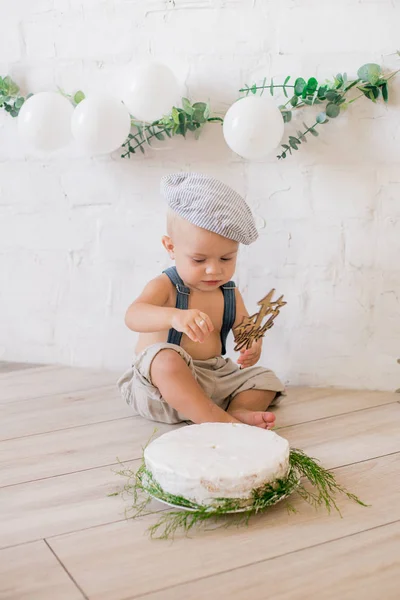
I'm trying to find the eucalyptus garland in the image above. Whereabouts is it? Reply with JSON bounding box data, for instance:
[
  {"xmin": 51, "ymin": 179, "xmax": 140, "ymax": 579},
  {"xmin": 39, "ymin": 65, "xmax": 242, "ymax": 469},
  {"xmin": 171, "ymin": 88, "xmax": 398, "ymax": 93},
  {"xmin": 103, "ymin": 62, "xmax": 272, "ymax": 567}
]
[
  {"xmin": 1, "ymin": 57, "xmax": 398, "ymax": 160},
  {"xmin": 111, "ymin": 447, "xmax": 366, "ymax": 540}
]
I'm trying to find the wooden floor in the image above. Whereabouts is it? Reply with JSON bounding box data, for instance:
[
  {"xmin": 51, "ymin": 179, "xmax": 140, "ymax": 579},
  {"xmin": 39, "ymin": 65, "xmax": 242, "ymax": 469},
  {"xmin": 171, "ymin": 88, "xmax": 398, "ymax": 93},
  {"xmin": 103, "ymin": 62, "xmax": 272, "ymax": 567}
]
[{"xmin": 1, "ymin": 363, "xmax": 400, "ymax": 600}]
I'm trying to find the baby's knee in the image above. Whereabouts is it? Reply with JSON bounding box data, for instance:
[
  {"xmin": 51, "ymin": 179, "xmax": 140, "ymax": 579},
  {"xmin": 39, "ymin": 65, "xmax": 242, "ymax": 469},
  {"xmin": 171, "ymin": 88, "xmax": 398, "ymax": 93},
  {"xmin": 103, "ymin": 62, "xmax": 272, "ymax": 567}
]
[{"xmin": 150, "ymin": 348, "xmax": 187, "ymax": 379}]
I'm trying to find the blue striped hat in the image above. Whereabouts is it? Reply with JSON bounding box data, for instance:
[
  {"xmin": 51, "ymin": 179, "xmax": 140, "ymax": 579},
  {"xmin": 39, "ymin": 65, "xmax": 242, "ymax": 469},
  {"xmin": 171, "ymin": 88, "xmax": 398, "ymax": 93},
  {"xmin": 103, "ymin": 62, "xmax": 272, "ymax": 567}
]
[{"xmin": 161, "ymin": 172, "xmax": 258, "ymax": 245}]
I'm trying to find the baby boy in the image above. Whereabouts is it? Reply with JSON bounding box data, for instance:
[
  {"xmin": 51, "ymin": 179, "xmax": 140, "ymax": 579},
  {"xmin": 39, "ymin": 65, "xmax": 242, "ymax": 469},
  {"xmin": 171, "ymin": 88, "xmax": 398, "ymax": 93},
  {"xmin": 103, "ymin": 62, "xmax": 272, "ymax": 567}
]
[{"xmin": 117, "ymin": 173, "xmax": 285, "ymax": 429}]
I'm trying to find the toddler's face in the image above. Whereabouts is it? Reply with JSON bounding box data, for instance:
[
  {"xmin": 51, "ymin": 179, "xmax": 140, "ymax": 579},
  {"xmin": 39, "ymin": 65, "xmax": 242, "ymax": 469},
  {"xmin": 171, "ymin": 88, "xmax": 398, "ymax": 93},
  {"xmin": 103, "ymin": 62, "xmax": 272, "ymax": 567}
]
[{"xmin": 162, "ymin": 220, "xmax": 238, "ymax": 291}]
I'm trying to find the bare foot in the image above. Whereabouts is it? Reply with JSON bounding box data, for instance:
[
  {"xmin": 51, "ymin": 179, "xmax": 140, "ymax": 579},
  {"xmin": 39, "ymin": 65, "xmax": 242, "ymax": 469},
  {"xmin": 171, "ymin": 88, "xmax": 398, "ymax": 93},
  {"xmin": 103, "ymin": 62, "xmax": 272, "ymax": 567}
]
[{"xmin": 228, "ymin": 408, "xmax": 276, "ymax": 430}]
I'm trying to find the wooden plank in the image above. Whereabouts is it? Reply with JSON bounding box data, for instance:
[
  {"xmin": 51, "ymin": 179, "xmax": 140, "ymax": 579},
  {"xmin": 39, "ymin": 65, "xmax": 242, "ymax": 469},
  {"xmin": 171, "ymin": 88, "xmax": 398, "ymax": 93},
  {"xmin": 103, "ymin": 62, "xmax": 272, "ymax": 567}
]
[
  {"xmin": 0, "ymin": 540, "xmax": 84, "ymax": 600},
  {"xmin": 0, "ymin": 419, "xmax": 179, "ymax": 487},
  {"xmin": 0, "ymin": 365, "xmax": 119, "ymax": 404},
  {"xmin": 1, "ymin": 384, "xmax": 395, "ymax": 442},
  {"xmin": 0, "ymin": 463, "xmax": 142, "ymax": 549},
  {"xmin": 281, "ymin": 403, "xmax": 400, "ymax": 469},
  {"xmin": 3, "ymin": 402, "xmax": 398, "ymax": 489},
  {"xmin": 142, "ymin": 520, "xmax": 400, "ymax": 600},
  {"xmin": 47, "ymin": 454, "xmax": 400, "ymax": 600},
  {"xmin": 0, "ymin": 385, "xmax": 129, "ymax": 441},
  {"xmin": 276, "ymin": 387, "xmax": 397, "ymax": 428},
  {"xmin": 0, "ymin": 362, "xmax": 43, "ymax": 374},
  {"xmin": 2, "ymin": 385, "xmax": 394, "ymax": 442}
]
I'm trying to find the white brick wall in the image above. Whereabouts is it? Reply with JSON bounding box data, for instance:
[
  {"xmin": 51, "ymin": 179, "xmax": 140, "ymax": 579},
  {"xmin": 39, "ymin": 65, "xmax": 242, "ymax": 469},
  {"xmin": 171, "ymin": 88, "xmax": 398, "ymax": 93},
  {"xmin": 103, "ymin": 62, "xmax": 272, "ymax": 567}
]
[{"xmin": 1, "ymin": 0, "xmax": 399, "ymax": 391}]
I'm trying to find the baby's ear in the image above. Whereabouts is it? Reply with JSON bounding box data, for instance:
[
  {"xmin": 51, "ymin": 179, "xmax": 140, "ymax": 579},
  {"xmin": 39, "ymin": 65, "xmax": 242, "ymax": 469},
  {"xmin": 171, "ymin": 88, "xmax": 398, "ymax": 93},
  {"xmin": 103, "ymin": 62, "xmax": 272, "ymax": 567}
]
[{"xmin": 162, "ymin": 235, "xmax": 175, "ymax": 258}]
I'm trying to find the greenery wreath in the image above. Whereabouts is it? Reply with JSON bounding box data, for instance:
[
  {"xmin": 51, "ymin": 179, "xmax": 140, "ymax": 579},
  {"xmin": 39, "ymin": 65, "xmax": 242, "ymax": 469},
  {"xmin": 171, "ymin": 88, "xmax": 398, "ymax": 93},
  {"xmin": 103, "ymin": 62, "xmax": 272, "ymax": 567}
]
[
  {"xmin": 1, "ymin": 56, "xmax": 398, "ymax": 160},
  {"xmin": 111, "ymin": 443, "xmax": 366, "ymax": 540}
]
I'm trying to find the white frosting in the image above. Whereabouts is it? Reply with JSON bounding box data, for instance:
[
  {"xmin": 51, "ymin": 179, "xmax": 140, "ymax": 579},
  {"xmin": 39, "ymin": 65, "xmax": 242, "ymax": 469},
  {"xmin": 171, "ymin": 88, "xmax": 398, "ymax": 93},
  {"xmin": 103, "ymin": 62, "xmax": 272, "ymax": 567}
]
[{"xmin": 144, "ymin": 423, "xmax": 290, "ymax": 505}]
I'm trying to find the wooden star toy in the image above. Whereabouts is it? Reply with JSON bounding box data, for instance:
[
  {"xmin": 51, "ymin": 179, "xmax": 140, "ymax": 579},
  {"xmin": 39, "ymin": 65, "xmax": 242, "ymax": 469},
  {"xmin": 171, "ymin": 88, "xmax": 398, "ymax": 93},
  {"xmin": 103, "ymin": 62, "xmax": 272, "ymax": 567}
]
[{"xmin": 233, "ymin": 289, "xmax": 287, "ymax": 351}]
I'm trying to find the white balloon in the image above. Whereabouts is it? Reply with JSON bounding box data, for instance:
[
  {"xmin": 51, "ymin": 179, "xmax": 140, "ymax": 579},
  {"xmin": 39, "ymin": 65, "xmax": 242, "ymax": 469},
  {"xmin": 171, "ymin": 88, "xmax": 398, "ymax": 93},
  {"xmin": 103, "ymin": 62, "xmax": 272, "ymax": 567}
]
[
  {"xmin": 223, "ymin": 95, "xmax": 284, "ymax": 160},
  {"xmin": 71, "ymin": 94, "xmax": 131, "ymax": 155},
  {"xmin": 17, "ymin": 92, "xmax": 73, "ymax": 152},
  {"xmin": 122, "ymin": 63, "xmax": 180, "ymax": 122}
]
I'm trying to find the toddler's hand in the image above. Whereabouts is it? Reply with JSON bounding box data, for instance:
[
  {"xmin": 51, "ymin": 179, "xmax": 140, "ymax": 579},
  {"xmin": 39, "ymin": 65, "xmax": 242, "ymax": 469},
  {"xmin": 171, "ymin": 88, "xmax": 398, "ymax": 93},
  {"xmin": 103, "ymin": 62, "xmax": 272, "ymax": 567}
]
[
  {"xmin": 171, "ymin": 309, "xmax": 214, "ymax": 343},
  {"xmin": 237, "ymin": 338, "xmax": 262, "ymax": 368}
]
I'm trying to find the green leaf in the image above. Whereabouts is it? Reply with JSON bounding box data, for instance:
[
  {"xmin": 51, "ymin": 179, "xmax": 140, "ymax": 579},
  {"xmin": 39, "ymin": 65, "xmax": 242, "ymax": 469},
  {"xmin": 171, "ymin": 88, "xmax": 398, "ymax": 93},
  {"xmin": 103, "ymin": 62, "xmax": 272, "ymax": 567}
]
[
  {"xmin": 358, "ymin": 84, "xmax": 380, "ymax": 102},
  {"xmin": 326, "ymin": 103, "xmax": 340, "ymax": 118},
  {"xmin": 289, "ymin": 136, "xmax": 300, "ymax": 150},
  {"xmin": 203, "ymin": 103, "xmax": 210, "ymax": 120},
  {"xmin": 310, "ymin": 128, "xmax": 319, "ymax": 137},
  {"xmin": 192, "ymin": 102, "xmax": 207, "ymax": 123},
  {"xmin": 270, "ymin": 77, "xmax": 274, "ymax": 96},
  {"xmin": 139, "ymin": 145, "xmax": 145, "ymax": 154},
  {"xmin": 306, "ymin": 77, "xmax": 318, "ymax": 94},
  {"xmin": 73, "ymin": 90, "xmax": 85, "ymax": 104},
  {"xmin": 357, "ymin": 63, "xmax": 381, "ymax": 85},
  {"xmin": 283, "ymin": 75, "xmax": 290, "ymax": 98},
  {"xmin": 171, "ymin": 107, "xmax": 180, "ymax": 125},
  {"xmin": 3, "ymin": 75, "xmax": 19, "ymax": 96},
  {"xmin": 294, "ymin": 77, "xmax": 306, "ymax": 96},
  {"xmin": 297, "ymin": 130, "xmax": 307, "ymax": 143},
  {"xmin": 177, "ymin": 111, "xmax": 187, "ymax": 136},
  {"xmin": 182, "ymin": 97, "xmax": 194, "ymax": 116},
  {"xmin": 279, "ymin": 108, "xmax": 292, "ymax": 123},
  {"xmin": 382, "ymin": 82, "xmax": 388, "ymax": 103},
  {"xmin": 290, "ymin": 95, "xmax": 298, "ymax": 107},
  {"xmin": 316, "ymin": 112, "xmax": 327, "ymax": 124},
  {"xmin": 317, "ymin": 85, "xmax": 328, "ymax": 99},
  {"xmin": 251, "ymin": 84, "xmax": 257, "ymax": 94},
  {"xmin": 155, "ymin": 132, "xmax": 165, "ymax": 140},
  {"xmin": 325, "ymin": 90, "xmax": 340, "ymax": 102},
  {"xmin": 334, "ymin": 73, "xmax": 343, "ymax": 88},
  {"xmin": 260, "ymin": 77, "xmax": 267, "ymax": 96},
  {"xmin": 344, "ymin": 79, "xmax": 360, "ymax": 92},
  {"xmin": 14, "ymin": 97, "xmax": 24, "ymax": 108}
]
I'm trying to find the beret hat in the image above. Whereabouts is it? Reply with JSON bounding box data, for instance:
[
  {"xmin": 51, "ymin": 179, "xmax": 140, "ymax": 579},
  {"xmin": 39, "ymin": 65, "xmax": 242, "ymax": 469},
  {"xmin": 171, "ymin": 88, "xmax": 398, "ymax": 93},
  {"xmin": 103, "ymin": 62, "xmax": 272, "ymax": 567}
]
[{"xmin": 161, "ymin": 172, "xmax": 258, "ymax": 245}]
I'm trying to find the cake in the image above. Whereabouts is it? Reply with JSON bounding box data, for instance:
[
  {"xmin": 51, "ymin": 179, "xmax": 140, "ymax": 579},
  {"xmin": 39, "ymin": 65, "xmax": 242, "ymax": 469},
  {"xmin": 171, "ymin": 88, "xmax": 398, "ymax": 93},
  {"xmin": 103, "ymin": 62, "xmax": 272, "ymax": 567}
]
[{"xmin": 144, "ymin": 423, "xmax": 290, "ymax": 505}]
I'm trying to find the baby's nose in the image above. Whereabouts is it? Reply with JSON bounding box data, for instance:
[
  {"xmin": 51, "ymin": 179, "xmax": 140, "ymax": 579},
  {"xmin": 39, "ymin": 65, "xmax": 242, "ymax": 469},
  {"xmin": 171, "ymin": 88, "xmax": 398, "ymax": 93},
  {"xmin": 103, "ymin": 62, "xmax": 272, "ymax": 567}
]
[{"xmin": 205, "ymin": 261, "xmax": 221, "ymax": 275}]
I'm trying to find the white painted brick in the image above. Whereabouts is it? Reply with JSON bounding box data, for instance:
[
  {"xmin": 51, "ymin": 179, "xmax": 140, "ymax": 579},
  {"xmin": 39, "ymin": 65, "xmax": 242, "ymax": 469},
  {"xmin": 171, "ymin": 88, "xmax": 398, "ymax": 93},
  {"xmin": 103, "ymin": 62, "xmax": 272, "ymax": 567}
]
[
  {"xmin": 22, "ymin": 17, "xmax": 57, "ymax": 59},
  {"xmin": 147, "ymin": 8, "xmax": 272, "ymax": 57},
  {"xmin": 1, "ymin": 1, "xmax": 400, "ymax": 391},
  {"xmin": 6, "ymin": 0, "xmax": 53, "ymax": 18},
  {"xmin": 55, "ymin": 15, "xmax": 136, "ymax": 60},
  {"xmin": 0, "ymin": 22, "xmax": 22, "ymax": 63},
  {"xmin": 310, "ymin": 166, "xmax": 377, "ymax": 219},
  {"xmin": 275, "ymin": 5, "xmax": 400, "ymax": 54},
  {"xmin": 376, "ymin": 217, "xmax": 400, "ymax": 272}
]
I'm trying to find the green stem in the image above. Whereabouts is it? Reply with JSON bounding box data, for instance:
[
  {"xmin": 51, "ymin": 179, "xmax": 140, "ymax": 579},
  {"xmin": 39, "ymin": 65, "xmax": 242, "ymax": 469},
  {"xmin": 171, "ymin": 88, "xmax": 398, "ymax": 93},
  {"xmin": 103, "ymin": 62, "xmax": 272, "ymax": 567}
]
[
  {"xmin": 277, "ymin": 120, "xmax": 319, "ymax": 160},
  {"xmin": 239, "ymin": 84, "xmax": 296, "ymax": 93},
  {"xmin": 121, "ymin": 125, "xmax": 169, "ymax": 158}
]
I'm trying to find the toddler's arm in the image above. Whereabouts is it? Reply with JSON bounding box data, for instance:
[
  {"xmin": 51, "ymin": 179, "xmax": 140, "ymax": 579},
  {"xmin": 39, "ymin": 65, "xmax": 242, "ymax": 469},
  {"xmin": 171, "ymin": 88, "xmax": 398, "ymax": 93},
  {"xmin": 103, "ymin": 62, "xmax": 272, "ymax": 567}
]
[
  {"xmin": 125, "ymin": 275, "xmax": 213, "ymax": 342},
  {"xmin": 125, "ymin": 276, "xmax": 176, "ymax": 332}
]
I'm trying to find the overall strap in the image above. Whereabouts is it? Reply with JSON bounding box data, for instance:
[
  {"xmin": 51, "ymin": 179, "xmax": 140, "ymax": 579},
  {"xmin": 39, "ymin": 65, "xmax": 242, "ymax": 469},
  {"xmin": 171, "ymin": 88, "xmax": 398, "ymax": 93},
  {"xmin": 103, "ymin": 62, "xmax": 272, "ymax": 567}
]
[
  {"xmin": 162, "ymin": 266, "xmax": 190, "ymax": 346},
  {"xmin": 220, "ymin": 281, "xmax": 236, "ymax": 355}
]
